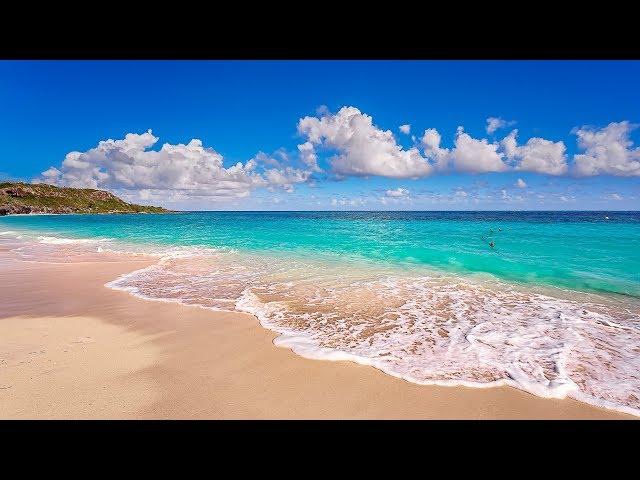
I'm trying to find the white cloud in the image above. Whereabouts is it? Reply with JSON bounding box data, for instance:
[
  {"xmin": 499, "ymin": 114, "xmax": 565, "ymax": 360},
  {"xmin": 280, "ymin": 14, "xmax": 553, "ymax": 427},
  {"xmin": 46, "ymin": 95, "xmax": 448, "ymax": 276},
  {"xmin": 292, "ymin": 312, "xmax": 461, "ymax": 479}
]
[
  {"xmin": 298, "ymin": 107, "xmax": 433, "ymax": 179},
  {"xmin": 501, "ymin": 130, "xmax": 568, "ymax": 175},
  {"xmin": 516, "ymin": 178, "xmax": 527, "ymax": 188},
  {"xmin": 421, "ymin": 127, "xmax": 508, "ymax": 173},
  {"xmin": 452, "ymin": 127, "xmax": 508, "ymax": 173},
  {"xmin": 299, "ymin": 106, "xmax": 639, "ymax": 180},
  {"xmin": 421, "ymin": 128, "xmax": 450, "ymax": 171},
  {"xmin": 296, "ymin": 141, "xmax": 321, "ymax": 172},
  {"xmin": 300, "ymin": 109, "xmax": 640, "ymax": 180},
  {"xmin": 606, "ymin": 193, "xmax": 623, "ymax": 200},
  {"xmin": 39, "ymin": 130, "xmax": 311, "ymax": 202},
  {"xmin": 573, "ymin": 121, "xmax": 640, "ymax": 176},
  {"xmin": 263, "ymin": 167, "xmax": 312, "ymax": 193},
  {"xmin": 385, "ymin": 187, "xmax": 410, "ymax": 197},
  {"xmin": 486, "ymin": 117, "xmax": 515, "ymax": 135},
  {"xmin": 252, "ymin": 151, "xmax": 283, "ymax": 168}
]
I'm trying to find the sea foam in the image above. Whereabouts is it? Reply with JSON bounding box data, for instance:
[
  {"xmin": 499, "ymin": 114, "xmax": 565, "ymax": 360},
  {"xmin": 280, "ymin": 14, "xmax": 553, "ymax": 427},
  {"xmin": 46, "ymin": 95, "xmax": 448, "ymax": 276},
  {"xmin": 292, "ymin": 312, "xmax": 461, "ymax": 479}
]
[{"xmin": 103, "ymin": 248, "xmax": 640, "ymax": 417}]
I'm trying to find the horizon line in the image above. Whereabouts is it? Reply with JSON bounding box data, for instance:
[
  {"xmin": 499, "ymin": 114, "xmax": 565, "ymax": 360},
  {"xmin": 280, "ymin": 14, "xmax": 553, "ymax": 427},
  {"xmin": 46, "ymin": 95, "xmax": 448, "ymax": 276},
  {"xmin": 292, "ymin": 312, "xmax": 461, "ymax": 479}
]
[{"xmin": 166, "ymin": 209, "xmax": 640, "ymax": 213}]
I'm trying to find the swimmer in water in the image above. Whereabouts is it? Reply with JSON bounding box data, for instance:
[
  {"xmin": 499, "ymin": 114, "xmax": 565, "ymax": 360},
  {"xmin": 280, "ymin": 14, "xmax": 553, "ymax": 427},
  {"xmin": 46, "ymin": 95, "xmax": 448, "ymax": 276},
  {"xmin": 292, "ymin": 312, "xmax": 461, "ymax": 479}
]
[{"xmin": 489, "ymin": 241, "xmax": 495, "ymax": 248}]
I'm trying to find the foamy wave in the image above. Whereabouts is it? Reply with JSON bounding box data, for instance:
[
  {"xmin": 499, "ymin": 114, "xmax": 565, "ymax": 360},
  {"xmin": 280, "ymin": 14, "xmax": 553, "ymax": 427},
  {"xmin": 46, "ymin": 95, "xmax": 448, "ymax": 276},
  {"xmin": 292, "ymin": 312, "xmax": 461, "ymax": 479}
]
[
  {"xmin": 37, "ymin": 235, "xmax": 104, "ymax": 245},
  {"xmin": 5, "ymin": 232, "xmax": 232, "ymax": 264},
  {"xmin": 104, "ymin": 251, "xmax": 640, "ymax": 417},
  {"xmin": 239, "ymin": 276, "xmax": 640, "ymax": 416}
]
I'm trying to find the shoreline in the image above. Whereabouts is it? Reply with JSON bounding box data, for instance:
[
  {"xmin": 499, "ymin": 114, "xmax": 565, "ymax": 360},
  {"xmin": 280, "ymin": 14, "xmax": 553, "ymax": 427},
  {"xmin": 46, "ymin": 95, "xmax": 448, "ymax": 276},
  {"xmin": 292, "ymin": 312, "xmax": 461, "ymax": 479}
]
[{"xmin": 0, "ymin": 248, "xmax": 634, "ymax": 419}]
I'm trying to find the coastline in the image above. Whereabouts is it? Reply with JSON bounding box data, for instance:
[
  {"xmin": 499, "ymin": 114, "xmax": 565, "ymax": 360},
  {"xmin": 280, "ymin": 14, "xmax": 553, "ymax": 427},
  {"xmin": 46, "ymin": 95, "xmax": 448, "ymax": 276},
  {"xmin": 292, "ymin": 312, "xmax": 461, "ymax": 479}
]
[
  {"xmin": 0, "ymin": 211, "xmax": 179, "ymax": 216},
  {"xmin": 0, "ymin": 247, "xmax": 633, "ymax": 419}
]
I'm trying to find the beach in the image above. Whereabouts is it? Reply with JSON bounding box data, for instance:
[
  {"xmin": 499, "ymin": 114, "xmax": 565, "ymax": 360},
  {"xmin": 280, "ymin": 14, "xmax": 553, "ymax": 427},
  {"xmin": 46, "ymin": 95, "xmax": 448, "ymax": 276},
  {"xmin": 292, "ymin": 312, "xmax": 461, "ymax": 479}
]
[
  {"xmin": 0, "ymin": 247, "xmax": 633, "ymax": 419},
  {"xmin": 3, "ymin": 58, "xmax": 639, "ymax": 421}
]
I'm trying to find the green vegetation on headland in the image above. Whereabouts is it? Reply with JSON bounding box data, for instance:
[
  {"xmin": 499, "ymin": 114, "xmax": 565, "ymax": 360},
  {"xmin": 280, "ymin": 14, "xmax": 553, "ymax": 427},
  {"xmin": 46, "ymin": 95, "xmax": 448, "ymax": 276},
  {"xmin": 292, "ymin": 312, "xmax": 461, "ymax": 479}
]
[{"xmin": 0, "ymin": 182, "xmax": 171, "ymax": 215}]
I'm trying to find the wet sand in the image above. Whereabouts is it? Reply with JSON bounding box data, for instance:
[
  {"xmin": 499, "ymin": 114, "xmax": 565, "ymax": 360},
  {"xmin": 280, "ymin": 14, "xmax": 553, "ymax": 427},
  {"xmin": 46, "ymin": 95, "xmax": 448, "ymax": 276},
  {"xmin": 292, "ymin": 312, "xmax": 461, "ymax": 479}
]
[{"xmin": 0, "ymin": 249, "xmax": 633, "ymax": 419}]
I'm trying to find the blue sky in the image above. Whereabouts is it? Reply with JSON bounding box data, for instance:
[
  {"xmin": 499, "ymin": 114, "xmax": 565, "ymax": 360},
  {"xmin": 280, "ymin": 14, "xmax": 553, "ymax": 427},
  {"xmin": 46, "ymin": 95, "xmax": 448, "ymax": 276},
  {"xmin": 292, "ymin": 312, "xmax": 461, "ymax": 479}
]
[{"xmin": 1, "ymin": 60, "xmax": 638, "ymax": 210}]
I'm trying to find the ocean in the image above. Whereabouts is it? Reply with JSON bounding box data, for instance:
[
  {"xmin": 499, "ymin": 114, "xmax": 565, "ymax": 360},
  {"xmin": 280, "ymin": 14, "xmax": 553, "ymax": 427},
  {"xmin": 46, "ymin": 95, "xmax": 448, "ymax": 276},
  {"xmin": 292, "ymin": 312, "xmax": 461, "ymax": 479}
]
[{"xmin": 1, "ymin": 211, "xmax": 639, "ymax": 415}]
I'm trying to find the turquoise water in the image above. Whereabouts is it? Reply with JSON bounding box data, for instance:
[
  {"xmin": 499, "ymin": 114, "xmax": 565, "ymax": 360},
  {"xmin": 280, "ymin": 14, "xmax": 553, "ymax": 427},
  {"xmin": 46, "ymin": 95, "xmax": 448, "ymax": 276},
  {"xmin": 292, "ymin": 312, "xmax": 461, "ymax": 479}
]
[
  {"xmin": 2, "ymin": 210, "xmax": 640, "ymax": 415},
  {"xmin": 1, "ymin": 211, "xmax": 639, "ymax": 297}
]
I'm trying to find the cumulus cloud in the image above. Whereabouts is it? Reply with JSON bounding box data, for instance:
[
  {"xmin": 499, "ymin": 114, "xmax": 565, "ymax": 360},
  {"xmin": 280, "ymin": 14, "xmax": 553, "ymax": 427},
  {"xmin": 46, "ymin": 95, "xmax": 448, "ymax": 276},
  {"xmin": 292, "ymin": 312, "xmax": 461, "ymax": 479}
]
[
  {"xmin": 263, "ymin": 167, "xmax": 312, "ymax": 193},
  {"xmin": 453, "ymin": 127, "xmax": 508, "ymax": 173},
  {"xmin": 299, "ymin": 108, "xmax": 639, "ymax": 180},
  {"xmin": 39, "ymin": 130, "xmax": 312, "ymax": 202},
  {"xmin": 516, "ymin": 178, "xmax": 527, "ymax": 188},
  {"xmin": 298, "ymin": 106, "xmax": 433, "ymax": 179},
  {"xmin": 573, "ymin": 121, "xmax": 640, "ymax": 176},
  {"xmin": 299, "ymin": 106, "xmax": 640, "ymax": 180},
  {"xmin": 422, "ymin": 127, "xmax": 508, "ymax": 173},
  {"xmin": 421, "ymin": 128, "xmax": 450, "ymax": 170},
  {"xmin": 501, "ymin": 130, "xmax": 568, "ymax": 175},
  {"xmin": 252, "ymin": 151, "xmax": 283, "ymax": 168},
  {"xmin": 297, "ymin": 141, "xmax": 321, "ymax": 172},
  {"xmin": 385, "ymin": 187, "xmax": 410, "ymax": 197},
  {"xmin": 486, "ymin": 117, "xmax": 515, "ymax": 135}
]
